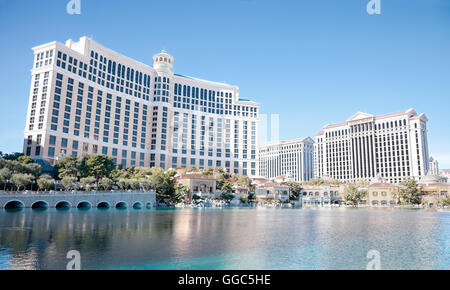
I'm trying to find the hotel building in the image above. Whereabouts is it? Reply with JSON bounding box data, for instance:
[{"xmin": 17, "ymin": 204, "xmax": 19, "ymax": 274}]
[
  {"xmin": 428, "ymin": 157, "xmax": 439, "ymax": 176},
  {"xmin": 314, "ymin": 109, "xmax": 429, "ymax": 184},
  {"xmin": 258, "ymin": 137, "xmax": 314, "ymax": 183},
  {"xmin": 23, "ymin": 37, "xmax": 259, "ymax": 176}
]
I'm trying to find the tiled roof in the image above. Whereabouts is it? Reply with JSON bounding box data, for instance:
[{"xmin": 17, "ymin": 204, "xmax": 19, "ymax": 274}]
[
  {"xmin": 257, "ymin": 182, "xmax": 289, "ymax": 188},
  {"xmin": 369, "ymin": 183, "xmax": 396, "ymax": 187},
  {"xmin": 323, "ymin": 109, "xmax": 417, "ymax": 129},
  {"xmin": 178, "ymin": 174, "xmax": 215, "ymax": 180}
]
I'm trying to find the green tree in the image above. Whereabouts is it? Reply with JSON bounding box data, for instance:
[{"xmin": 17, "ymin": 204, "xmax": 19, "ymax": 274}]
[
  {"xmin": 80, "ymin": 155, "xmax": 115, "ymax": 181},
  {"xmin": 110, "ymin": 168, "xmax": 129, "ymax": 181},
  {"xmin": 2, "ymin": 152, "xmax": 24, "ymax": 161},
  {"xmin": 99, "ymin": 177, "xmax": 114, "ymax": 191},
  {"xmin": 55, "ymin": 156, "xmax": 80, "ymax": 179},
  {"xmin": 139, "ymin": 179, "xmax": 152, "ymax": 191},
  {"xmin": 355, "ymin": 180, "xmax": 370, "ymax": 187},
  {"xmin": 437, "ymin": 197, "xmax": 450, "ymax": 207},
  {"xmin": 24, "ymin": 163, "xmax": 42, "ymax": 177},
  {"xmin": 10, "ymin": 173, "xmax": 34, "ymax": 191},
  {"xmin": 200, "ymin": 168, "xmax": 214, "ymax": 176},
  {"xmin": 37, "ymin": 175, "xmax": 54, "ymax": 191},
  {"xmin": 221, "ymin": 192, "xmax": 235, "ymax": 201},
  {"xmin": 186, "ymin": 166, "xmax": 197, "ymax": 173},
  {"xmin": 307, "ymin": 178, "xmax": 325, "ymax": 186},
  {"xmin": 217, "ymin": 176, "xmax": 233, "ymax": 193},
  {"xmin": 80, "ymin": 177, "xmax": 97, "ymax": 191},
  {"xmin": 61, "ymin": 176, "xmax": 77, "ymax": 191},
  {"xmin": 393, "ymin": 179, "xmax": 422, "ymax": 205},
  {"xmin": 240, "ymin": 195, "xmax": 249, "ymax": 204},
  {"xmin": 129, "ymin": 179, "xmax": 141, "ymax": 191},
  {"xmin": 174, "ymin": 183, "xmax": 190, "ymax": 203},
  {"xmin": 328, "ymin": 179, "xmax": 343, "ymax": 186},
  {"xmin": 152, "ymin": 170, "xmax": 180, "ymax": 203},
  {"xmin": 344, "ymin": 185, "xmax": 367, "ymax": 206},
  {"xmin": 237, "ymin": 176, "xmax": 252, "ymax": 187},
  {"xmin": 0, "ymin": 168, "xmax": 12, "ymax": 185},
  {"xmin": 118, "ymin": 179, "xmax": 130, "ymax": 190},
  {"xmin": 282, "ymin": 181, "xmax": 303, "ymax": 201},
  {"xmin": 17, "ymin": 155, "xmax": 33, "ymax": 164}
]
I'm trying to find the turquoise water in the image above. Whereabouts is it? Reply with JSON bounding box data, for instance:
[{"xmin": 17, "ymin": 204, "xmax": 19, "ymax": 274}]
[{"xmin": 0, "ymin": 207, "xmax": 448, "ymax": 270}]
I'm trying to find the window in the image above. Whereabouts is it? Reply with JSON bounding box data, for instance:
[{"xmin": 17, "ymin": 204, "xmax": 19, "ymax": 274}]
[{"xmin": 49, "ymin": 135, "xmax": 56, "ymax": 145}]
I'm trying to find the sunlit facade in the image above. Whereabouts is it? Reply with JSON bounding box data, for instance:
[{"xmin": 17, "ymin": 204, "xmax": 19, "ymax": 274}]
[
  {"xmin": 23, "ymin": 37, "xmax": 259, "ymax": 176},
  {"xmin": 314, "ymin": 109, "xmax": 429, "ymax": 184},
  {"xmin": 258, "ymin": 137, "xmax": 314, "ymax": 183}
]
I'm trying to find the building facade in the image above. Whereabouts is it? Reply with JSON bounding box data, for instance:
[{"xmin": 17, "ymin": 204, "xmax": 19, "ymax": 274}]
[
  {"xmin": 429, "ymin": 157, "xmax": 439, "ymax": 176},
  {"xmin": 314, "ymin": 109, "xmax": 429, "ymax": 184},
  {"xmin": 258, "ymin": 137, "xmax": 314, "ymax": 183},
  {"xmin": 23, "ymin": 37, "xmax": 259, "ymax": 176},
  {"xmin": 176, "ymin": 173, "xmax": 217, "ymax": 200},
  {"xmin": 299, "ymin": 185, "xmax": 344, "ymax": 206},
  {"xmin": 255, "ymin": 182, "xmax": 290, "ymax": 202}
]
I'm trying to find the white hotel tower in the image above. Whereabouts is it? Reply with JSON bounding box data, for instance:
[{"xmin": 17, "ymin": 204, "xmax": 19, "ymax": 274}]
[
  {"xmin": 24, "ymin": 37, "xmax": 259, "ymax": 176},
  {"xmin": 314, "ymin": 109, "xmax": 429, "ymax": 184},
  {"xmin": 259, "ymin": 137, "xmax": 314, "ymax": 183}
]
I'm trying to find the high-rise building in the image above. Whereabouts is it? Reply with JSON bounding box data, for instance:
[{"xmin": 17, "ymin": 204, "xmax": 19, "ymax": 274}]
[
  {"xmin": 24, "ymin": 37, "xmax": 259, "ymax": 176},
  {"xmin": 314, "ymin": 109, "xmax": 429, "ymax": 184},
  {"xmin": 258, "ymin": 137, "xmax": 314, "ymax": 183},
  {"xmin": 429, "ymin": 157, "xmax": 439, "ymax": 176}
]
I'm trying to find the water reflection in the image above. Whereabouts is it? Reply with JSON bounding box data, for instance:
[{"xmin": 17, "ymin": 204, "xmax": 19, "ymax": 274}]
[{"xmin": 0, "ymin": 208, "xmax": 448, "ymax": 270}]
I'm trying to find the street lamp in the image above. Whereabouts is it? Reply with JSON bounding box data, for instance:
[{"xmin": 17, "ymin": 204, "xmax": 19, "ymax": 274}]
[{"xmin": 4, "ymin": 179, "xmax": 8, "ymax": 191}]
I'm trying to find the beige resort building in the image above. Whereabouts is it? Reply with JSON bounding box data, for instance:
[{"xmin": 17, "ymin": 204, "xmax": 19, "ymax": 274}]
[
  {"xmin": 176, "ymin": 173, "xmax": 216, "ymax": 201},
  {"xmin": 24, "ymin": 37, "xmax": 259, "ymax": 176}
]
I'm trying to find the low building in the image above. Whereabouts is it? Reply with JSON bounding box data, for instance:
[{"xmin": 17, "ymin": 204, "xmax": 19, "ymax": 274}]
[
  {"xmin": 176, "ymin": 173, "xmax": 216, "ymax": 200},
  {"xmin": 234, "ymin": 185, "xmax": 250, "ymax": 197},
  {"xmin": 251, "ymin": 177, "xmax": 270, "ymax": 186},
  {"xmin": 367, "ymin": 183, "xmax": 397, "ymax": 206},
  {"xmin": 419, "ymin": 174, "xmax": 450, "ymax": 207},
  {"xmin": 299, "ymin": 185, "xmax": 344, "ymax": 206},
  {"xmin": 439, "ymin": 169, "xmax": 450, "ymax": 183},
  {"xmin": 255, "ymin": 182, "xmax": 290, "ymax": 202}
]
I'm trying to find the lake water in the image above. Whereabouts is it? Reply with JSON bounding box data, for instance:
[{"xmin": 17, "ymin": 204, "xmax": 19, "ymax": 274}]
[{"xmin": 0, "ymin": 207, "xmax": 449, "ymax": 270}]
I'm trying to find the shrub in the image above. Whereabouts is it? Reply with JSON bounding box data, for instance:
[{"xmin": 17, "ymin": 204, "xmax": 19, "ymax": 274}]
[
  {"xmin": 37, "ymin": 175, "xmax": 54, "ymax": 191},
  {"xmin": 61, "ymin": 176, "xmax": 77, "ymax": 191},
  {"xmin": 10, "ymin": 173, "xmax": 34, "ymax": 191},
  {"xmin": 99, "ymin": 177, "xmax": 114, "ymax": 190},
  {"xmin": 80, "ymin": 177, "xmax": 96, "ymax": 191}
]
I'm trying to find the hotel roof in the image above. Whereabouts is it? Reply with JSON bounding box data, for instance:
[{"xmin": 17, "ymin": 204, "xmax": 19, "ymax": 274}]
[
  {"xmin": 321, "ymin": 108, "xmax": 425, "ymax": 130},
  {"xmin": 259, "ymin": 136, "xmax": 314, "ymax": 148}
]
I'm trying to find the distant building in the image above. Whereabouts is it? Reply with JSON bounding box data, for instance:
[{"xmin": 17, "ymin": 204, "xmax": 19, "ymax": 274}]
[
  {"xmin": 176, "ymin": 173, "xmax": 216, "ymax": 200},
  {"xmin": 440, "ymin": 169, "xmax": 450, "ymax": 183},
  {"xmin": 255, "ymin": 182, "xmax": 290, "ymax": 202},
  {"xmin": 258, "ymin": 137, "xmax": 314, "ymax": 183},
  {"xmin": 367, "ymin": 183, "xmax": 397, "ymax": 206},
  {"xmin": 419, "ymin": 178, "xmax": 450, "ymax": 207},
  {"xmin": 314, "ymin": 109, "xmax": 429, "ymax": 184},
  {"xmin": 299, "ymin": 185, "xmax": 344, "ymax": 206},
  {"xmin": 428, "ymin": 157, "xmax": 439, "ymax": 175}
]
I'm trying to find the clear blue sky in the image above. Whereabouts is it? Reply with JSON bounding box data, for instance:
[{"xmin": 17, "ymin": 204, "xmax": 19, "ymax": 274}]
[{"xmin": 0, "ymin": 0, "xmax": 449, "ymax": 167}]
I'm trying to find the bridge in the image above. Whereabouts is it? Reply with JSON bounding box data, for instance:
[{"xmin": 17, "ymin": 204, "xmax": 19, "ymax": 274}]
[{"xmin": 0, "ymin": 191, "xmax": 156, "ymax": 210}]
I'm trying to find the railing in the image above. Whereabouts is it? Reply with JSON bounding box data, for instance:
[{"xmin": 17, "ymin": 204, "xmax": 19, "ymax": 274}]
[{"xmin": 0, "ymin": 190, "xmax": 155, "ymax": 196}]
